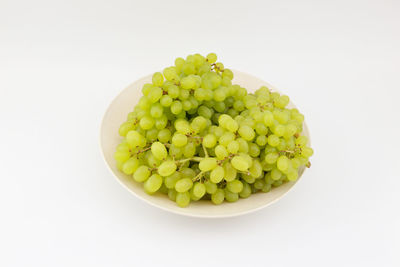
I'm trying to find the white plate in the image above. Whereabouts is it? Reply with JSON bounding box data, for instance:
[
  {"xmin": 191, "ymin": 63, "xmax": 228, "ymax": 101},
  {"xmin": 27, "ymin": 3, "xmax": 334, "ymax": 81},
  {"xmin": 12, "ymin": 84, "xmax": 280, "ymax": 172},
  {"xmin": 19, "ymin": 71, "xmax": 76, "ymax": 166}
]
[{"xmin": 100, "ymin": 70, "xmax": 310, "ymax": 218}]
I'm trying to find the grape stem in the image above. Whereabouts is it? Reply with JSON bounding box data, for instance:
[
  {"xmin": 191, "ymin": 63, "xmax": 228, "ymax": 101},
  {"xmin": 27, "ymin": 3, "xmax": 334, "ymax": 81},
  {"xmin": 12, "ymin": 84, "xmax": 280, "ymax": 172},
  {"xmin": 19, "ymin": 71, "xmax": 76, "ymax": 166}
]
[
  {"xmin": 202, "ymin": 144, "xmax": 209, "ymax": 157},
  {"xmin": 175, "ymin": 157, "xmax": 204, "ymax": 164},
  {"xmin": 192, "ymin": 171, "xmax": 204, "ymax": 182}
]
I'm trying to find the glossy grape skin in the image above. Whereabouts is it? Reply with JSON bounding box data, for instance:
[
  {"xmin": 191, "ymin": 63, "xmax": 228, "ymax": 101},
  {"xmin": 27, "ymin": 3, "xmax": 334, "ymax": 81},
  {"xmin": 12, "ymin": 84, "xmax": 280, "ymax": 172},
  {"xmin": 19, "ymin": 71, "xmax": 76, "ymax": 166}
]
[{"xmin": 114, "ymin": 52, "xmax": 313, "ymax": 208}]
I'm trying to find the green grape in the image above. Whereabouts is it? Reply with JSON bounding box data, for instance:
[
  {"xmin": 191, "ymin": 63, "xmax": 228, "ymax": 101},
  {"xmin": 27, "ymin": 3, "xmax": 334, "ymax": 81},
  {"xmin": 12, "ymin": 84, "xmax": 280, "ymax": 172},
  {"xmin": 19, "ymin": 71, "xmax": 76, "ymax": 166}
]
[
  {"xmin": 227, "ymin": 141, "xmax": 239, "ymax": 154},
  {"xmin": 291, "ymin": 158, "xmax": 301, "ymax": 169},
  {"xmin": 192, "ymin": 182, "xmax": 206, "ymax": 198},
  {"xmin": 267, "ymin": 135, "xmax": 280, "ymax": 147},
  {"xmin": 272, "ymin": 180, "xmax": 283, "ymax": 187},
  {"xmin": 140, "ymin": 115, "xmax": 155, "ymax": 130},
  {"xmin": 231, "ymin": 156, "xmax": 249, "ymax": 171},
  {"xmin": 169, "ymin": 144, "xmax": 183, "ymax": 158},
  {"xmin": 214, "ymin": 101, "xmax": 226, "ymax": 113},
  {"xmin": 239, "ymin": 182, "xmax": 251, "ymax": 198},
  {"xmin": 138, "ymin": 96, "xmax": 151, "ymax": 110},
  {"xmin": 239, "ymin": 153, "xmax": 253, "ymax": 168},
  {"xmin": 160, "ymin": 95, "xmax": 173, "ymax": 107},
  {"xmin": 114, "ymin": 150, "xmax": 131, "ymax": 163},
  {"xmin": 142, "ymin": 83, "xmax": 153, "ymax": 95},
  {"xmin": 210, "ymin": 166, "xmax": 225, "ymax": 183},
  {"xmin": 152, "ymin": 72, "xmax": 164, "ymax": 86},
  {"xmin": 122, "ymin": 157, "xmax": 140, "ymax": 175},
  {"xmin": 181, "ymin": 168, "xmax": 196, "ymax": 178},
  {"xmin": 182, "ymin": 100, "xmax": 192, "ymax": 111},
  {"xmin": 155, "ymin": 115, "xmax": 168, "ymax": 130},
  {"xmin": 215, "ymin": 62, "xmax": 224, "ymax": 71},
  {"xmin": 179, "ymin": 88, "xmax": 190, "ymax": 100},
  {"xmin": 274, "ymin": 95, "xmax": 289, "ymax": 108},
  {"xmin": 263, "ymin": 111, "xmax": 274, "ymax": 126},
  {"xmin": 265, "ymin": 152, "xmax": 279, "ymax": 164},
  {"xmin": 176, "ymin": 192, "xmax": 190, "ymax": 207},
  {"xmin": 277, "ymin": 155, "xmax": 290, "ymax": 171},
  {"xmin": 237, "ymin": 138, "xmax": 249, "ymax": 153},
  {"xmin": 249, "ymin": 160, "xmax": 262, "ymax": 178},
  {"xmin": 168, "ymin": 85, "xmax": 180, "ymax": 98},
  {"xmin": 255, "ymin": 123, "xmax": 268, "ymax": 135},
  {"xmin": 215, "ymin": 145, "xmax": 228, "ymax": 160},
  {"xmin": 170, "ymin": 101, "xmax": 183, "ymax": 114},
  {"xmin": 199, "ymin": 158, "xmax": 218, "ymax": 172},
  {"xmin": 172, "ymin": 133, "xmax": 187, "ymax": 147},
  {"xmin": 238, "ymin": 125, "xmax": 255, "ymax": 141},
  {"xmin": 233, "ymin": 100, "xmax": 245, "ymax": 111},
  {"xmin": 256, "ymin": 135, "xmax": 268, "ymax": 146},
  {"xmin": 198, "ymin": 105, "xmax": 213, "ymax": 119},
  {"xmin": 287, "ymin": 169, "xmax": 299, "ymax": 181},
  {"xmin": 219, "ymin": 132, "xmax": 235, "ymax": 147},
  {"xmin": 163, "ymin": 66, "xmax": 178, "ymax": 81},
  {"xmin": 144, "ymin": 174, "xmax": 163, "ymax": 194},
  {"xmin": 205, "ymin": 180, "xmax": 218, "ymax": 194},
  {"xmin": 168, "ymin": 189, "xmax": 177, "ymax": 201},
  {"xmin": 119, "ymin": 121, "xmax": 135, "ymax": 137},
  {"xmin": 261, "ymin": 183, "xmax": 271, "ymax": 193},
  {"xmin": 224, "ymin": 162, "xmax": 237, "ymax": 182},
  {"xmin": 271, "ymin": 168, "xmax": 282, "ymax": 180},
  {"xmin": 227, "ymin": 180, "xmax": 243, "ymax": 193},
  {"xmin": 157, "ymin": 128, "xmax": 171, "ymax": 143},
  {"xmin": 242, "ymin": 173, "xmax": 255, "ymax": 184},
  {"xmin": 158, "ymin": 160, "xmax": 177, "ymax": 176},
  {"xmin": 164, "ymin": 172, "xmax": 181, "ymax": 189},
  {"xmin": 147, "ymin": 86, "xmax": 163, "ymax": 103},
  {"xmin": 254, "ymin": 178, "xmax": 265, "ymax": 190},
  {"xmin": 203, "ymin": 134, "xmax": 217, "ymax": 148},
  {"xmin": 194, "ymin": 87, "xmax": 206, "ymax": 101},
  {"xmin": 301, "ymin": 147, "xmax": 314, "ymax": 158},
  {"xmin": 206, "ymin": 53, "xmax": 217, "ymax": 63},
  {"xmin": 133, "ymin": 166, "xmax": 151, "ymax": 182},
  {"xmin": 126, "ymin": 130, "xmax": 146, "ymax": 148},
  {"xmin": 211, "ymin": 189, "xmax": 225, "ymax": 205},
  {"xmin": 116, "ymin": 142, "xmax": 130, "ymax": 152},
  {"xmin": 248, "ymin": 143, "xmax": 260, "ymax": 157},
  {"xmin": 183, "ymin": 142, "xmax": 196, "ymax": 158},
  {"xmin": 175, "ymin": 178, "xmax": 193, "ymax": 193},
  {"xmin": 222, "ymin": 68, "xmax": 233, "ymax": 79},
  {"xmin": 146, "ymin": 128, "xmax": 158, "ymax": 142},
  {"xmin": 146, "ymin": 152, "xmax": 160, "ymax": 168},
  {"xmin": 224, "ymin": 188, "xmax": 239, "ymax": 202},
  {"xmin": 151, "ymin": 142, "xmax": 167, "ymax": 160},
  {"xmin": 175, "ymin": 119, "xmax": 191, "ymax": 135}
]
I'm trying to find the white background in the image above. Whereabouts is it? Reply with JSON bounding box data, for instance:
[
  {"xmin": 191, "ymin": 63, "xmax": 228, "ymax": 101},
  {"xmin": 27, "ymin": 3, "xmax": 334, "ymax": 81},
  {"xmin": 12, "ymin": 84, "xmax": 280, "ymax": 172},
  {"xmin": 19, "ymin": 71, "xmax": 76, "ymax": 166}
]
[{"xmin": 1, "ymin": 0, "xmax": 399, "ymax": 266}]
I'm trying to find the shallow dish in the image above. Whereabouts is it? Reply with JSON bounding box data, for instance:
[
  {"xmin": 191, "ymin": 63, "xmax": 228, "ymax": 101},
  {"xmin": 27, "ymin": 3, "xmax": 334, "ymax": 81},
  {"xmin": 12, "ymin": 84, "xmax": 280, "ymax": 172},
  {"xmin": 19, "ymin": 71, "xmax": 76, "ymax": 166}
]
[{"xmin": 100, "ymin": 70, "xmax": 310, "ymax": 218}]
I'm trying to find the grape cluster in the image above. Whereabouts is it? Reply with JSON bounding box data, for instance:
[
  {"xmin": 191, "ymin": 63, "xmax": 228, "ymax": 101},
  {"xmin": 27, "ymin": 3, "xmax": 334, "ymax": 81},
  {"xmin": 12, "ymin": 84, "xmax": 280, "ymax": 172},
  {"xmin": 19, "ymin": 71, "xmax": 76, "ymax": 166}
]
[{"xmin": 114, "ymin": 53, "xmax": 313, "ymax": 207}]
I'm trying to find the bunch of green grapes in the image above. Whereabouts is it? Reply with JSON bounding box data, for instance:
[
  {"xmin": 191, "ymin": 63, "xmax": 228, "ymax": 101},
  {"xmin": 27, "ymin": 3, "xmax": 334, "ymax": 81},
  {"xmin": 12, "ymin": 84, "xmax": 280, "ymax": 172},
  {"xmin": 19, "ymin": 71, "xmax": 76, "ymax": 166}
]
[{"xmin": 114, "ymin": 53, "xmax": 313, "ymax": 207}]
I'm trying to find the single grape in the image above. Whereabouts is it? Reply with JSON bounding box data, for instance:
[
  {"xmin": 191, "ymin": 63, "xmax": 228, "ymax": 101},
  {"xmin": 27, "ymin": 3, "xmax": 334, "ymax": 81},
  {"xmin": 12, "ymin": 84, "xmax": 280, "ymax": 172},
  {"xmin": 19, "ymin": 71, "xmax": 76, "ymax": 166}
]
[
  {"xmin": 122, "ymin": 157, "xmax": 140, "ymax": 175},
  {"xmin": 175, "ymin": 178, "xmax": 193, "ymax": 193},
  {"xmin": 211, "ymin": 189, "xmax": 225, "ymax": 205},
  {"xmin": 144, "ymin": 174, "xmax": 163, "ymax": 194},
  {"xmin": 133, "ymin": 166, "xmax": 151, "ymax": 182},
  {"xmin": 231, "ymin": 156, "xmax": 249, "ymax": 171},
  {"xmin": 199, "ymin": 158, "xmax": 217, "ymax": 172},
  {"xmin": 172, "ymin": 133, "xmax": 188, "ymax": 147},
  {"xmin": 205, "ymin": 180, "xmax": 218, "ymax": 194},
  {"xmin": 158, "ymin": 160, "xmax": 177, "ymax": 177},
  {"xmin": 192, "ymin": 182, "xmax": 206, "ymax": 198},
  {"xmin": 227, "ymin": 180, "xmax": 243, "ymax": 193},
  {"xmin": 176, "ymin": 192, "xmax": 191, "ymax": 207},
  {"xmin": 210, "ymin": 166, "xmax": 225, "ymax": 183},
  {"xmin": 239, "ymin": 182, "xmax": 251, "ymax": 198},
  {"xmin": 151, "ymin": 142, "xmax": 167, "ymax": 161}
]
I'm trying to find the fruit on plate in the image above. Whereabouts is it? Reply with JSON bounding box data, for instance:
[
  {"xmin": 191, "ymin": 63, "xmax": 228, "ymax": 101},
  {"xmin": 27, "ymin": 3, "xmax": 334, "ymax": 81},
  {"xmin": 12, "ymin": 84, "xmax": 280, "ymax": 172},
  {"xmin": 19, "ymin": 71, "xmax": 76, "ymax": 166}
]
[{"xmin": 114, "ymin": 53, "xmax": 313, "ymax": 207}]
